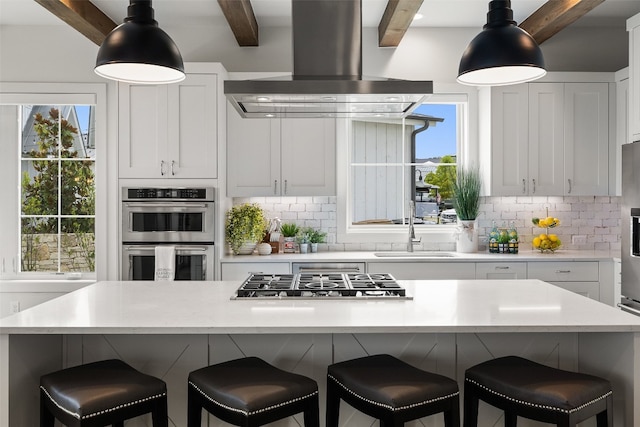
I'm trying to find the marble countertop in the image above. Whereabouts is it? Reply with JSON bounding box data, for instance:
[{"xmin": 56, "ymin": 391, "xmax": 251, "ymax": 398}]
[
  {"xmin": 2, "ymin": 279, "xmax": 639, "ymax": 335},
  {"xmin": 220, "ymin": 249, "xmax": 620, "ymax": 263}
]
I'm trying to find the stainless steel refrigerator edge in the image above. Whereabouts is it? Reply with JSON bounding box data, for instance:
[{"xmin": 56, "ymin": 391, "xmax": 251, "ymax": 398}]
[{"xmin": 621, "ymin": 141, "xmax": 640, "ymax": 314}]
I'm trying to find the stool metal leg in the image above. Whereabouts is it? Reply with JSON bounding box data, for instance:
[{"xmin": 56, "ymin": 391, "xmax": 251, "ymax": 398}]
[
  {"xmin": 326, "ymin": 379, "xmax": 341, "ymax": 427},
  {"xmin": 303, "ymin": 393, "xmax": 320, "ymax": 427},
  {"xmin": 187, "ymin": 385, "xmax": 203, "ymax": 427},
  {"xmin": 40, "ymin": 390, "xmax": 55, "ymax": 427},
  {"xmin": 463, "ymin": 384, "xmax": 479, "ymax": 427}
]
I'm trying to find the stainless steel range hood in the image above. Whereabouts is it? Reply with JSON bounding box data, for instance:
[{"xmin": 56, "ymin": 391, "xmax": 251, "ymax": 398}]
[{"xmin": 224, "ymin": 0, "xmax": 433, "ymax": 119}]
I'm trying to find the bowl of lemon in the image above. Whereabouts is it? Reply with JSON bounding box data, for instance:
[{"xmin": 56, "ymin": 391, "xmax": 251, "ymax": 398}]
[{"xmin": 531, "ymin": 216, "xmax": 561, "ymax": 253}]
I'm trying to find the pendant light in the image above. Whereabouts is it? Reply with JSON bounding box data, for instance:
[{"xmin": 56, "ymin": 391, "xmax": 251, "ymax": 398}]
[
  {"xmin": 95, "ymin": 0, "xmax": 185, "ymax": 84},
  {"xmin": 457, "ymin": 0, "xmax": 546, "ymax": 86}
]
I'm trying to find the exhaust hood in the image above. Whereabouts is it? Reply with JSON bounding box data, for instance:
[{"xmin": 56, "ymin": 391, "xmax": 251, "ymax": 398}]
[{"xmin": 224, "ymin": 0, "xmax": 433, "ymax": 119}]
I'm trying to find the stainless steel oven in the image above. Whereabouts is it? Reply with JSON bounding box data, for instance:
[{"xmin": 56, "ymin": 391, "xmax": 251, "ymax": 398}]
[
  {"xmin": 122, "ymin": 187, "xmax": 215, "ymax": 243},
  {"xmin": 121, "ymin": 187, "xmax": 215, "ymax": 280},
  {"xmin": 122, "ymin": 244, "xmax": 213, "ymax": 281}
]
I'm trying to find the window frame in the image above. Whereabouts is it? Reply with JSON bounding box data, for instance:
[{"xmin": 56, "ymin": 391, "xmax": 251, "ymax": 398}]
[
  {"xmin": 0, "ymin": 83, "xmax": 107, "ymax": 280},
  {"xmin": 336, "ymin": 84, "xmax": 479, "ymax": 244}
]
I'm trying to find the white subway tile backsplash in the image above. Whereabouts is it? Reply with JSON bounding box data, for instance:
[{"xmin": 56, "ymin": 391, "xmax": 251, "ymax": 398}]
[{"xmin": 232, "ymin": 195, "xmax": 621, "ymax": 252}]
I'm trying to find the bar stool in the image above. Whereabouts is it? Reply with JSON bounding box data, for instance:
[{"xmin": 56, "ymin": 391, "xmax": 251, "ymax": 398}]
[
  {"xmin": 40, "ymin": 359, "xmax": 168, "ymax": 427},
  {"xmin": 463, "ymin": 355, "xmax": 613, "ymax": 427},
  {"xmin": 187, "ymin": 356, "xmax": 319, "ymax": 427},
  {"xmin": 326, "ymin": 354, "xmax": 460, "ymax": 427}
]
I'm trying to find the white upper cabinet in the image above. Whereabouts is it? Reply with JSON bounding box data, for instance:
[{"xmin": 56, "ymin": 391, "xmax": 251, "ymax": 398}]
[
  {"xmin": 487, "ymin": 79, "xmax": 609, "ymax": 196},
  {"xmin": 118, "ymin": 69, "xmax": 219, "ymax": 179},
  {"xmin": 227, "ymin": 105, "xmax": 336, "ymax": 197},
  {"xmin": 628, "ymin": 13, "xmax": 640, "ymax": 141}
]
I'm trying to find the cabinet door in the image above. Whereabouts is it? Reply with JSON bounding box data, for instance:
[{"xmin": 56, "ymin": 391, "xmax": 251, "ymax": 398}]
[
  {"xmin": 367, "ymin": 262, "xmax": 476, "ymax": 280},
  {"xmin": 118, "ymin": 83, "xmax": 168, "ymax": 178},
  {"xmin": 563, "ymin": 83, "xmax": 609, "ymax": 195},
  {"xmin": 227, "ymin": 105, "xmax": 280, "ymax": 196},
  {"xmin": 476, "ymin": 262, "xmax": 527, "ymax": 279},
  {"xmin": 491, "ymin": 85, "xmax": 529, "ymax": 196},
  {"xmin": 166, "ymin": 73, "xmax": 218, "ymax": 178},
  {"xmin": 281, "ymin": 118, "xmax": 336, "ymax": 196},
  {"xmin": 528, "ymin": 83, "xmax": 564, "ymax": 195},
  {"xmin": 548, "ymin": 281, "xmax": 600, "ymax": 301},
  {"xmin": 630, "ymin": 15, "xmax": 640, "ymax": 141}
]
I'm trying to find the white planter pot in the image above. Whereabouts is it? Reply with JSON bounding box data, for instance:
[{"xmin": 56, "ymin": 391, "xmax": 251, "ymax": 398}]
[
  {"xmin": 310, "ymin": 243, "xmax": 318, "ymax": 253},
  {"xmin": 456, "ymin": 219, "xmax": 478, "ymax": 253},
  {"xmin": 299, "ymin": 243, "xmax": 309, "ymax": 254},
  {"xmin": 236, "ymin": 241, "xmax": 257, "ymax": 255}
]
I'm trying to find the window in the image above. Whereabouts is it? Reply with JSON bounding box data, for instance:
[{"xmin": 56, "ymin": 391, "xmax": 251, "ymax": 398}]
[
  {"xmin": 337, "ymin": 90, "xmax": 474, "ymax": 243},
  {"xmin": 0, "ymin": 84, "xmax": 105, "ymax": 279},
  {"xmin": 20, "ymin": 105, "xmax": 95, "ymax": 273}
]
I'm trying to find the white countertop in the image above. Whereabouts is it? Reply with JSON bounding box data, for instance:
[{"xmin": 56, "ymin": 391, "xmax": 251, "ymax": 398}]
[
  {"xmin": 220, "ymin": 249, "xmax": 620, "ymax": 263},
  {"xmin": 2, "ymin": 279, "xmax": 639, "ymax": 334}
]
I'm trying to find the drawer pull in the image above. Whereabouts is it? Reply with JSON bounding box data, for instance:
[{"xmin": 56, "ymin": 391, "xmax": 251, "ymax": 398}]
[
  {"xmin": 556, "ymin": 270, "xmax": 571, "ymax": 273},
  {"xmin": 495, "ymin": 266, "xmax": 510, "ymax": 270}
]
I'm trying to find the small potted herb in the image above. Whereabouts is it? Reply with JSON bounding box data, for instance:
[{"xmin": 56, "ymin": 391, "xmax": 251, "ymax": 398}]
[
  {"xmin": 280, "ymin": 223, "xmax": 300, "ymax": 253},
  {"xmin": 452, "ymin": 166, "xmax": 481, "ymax": 253},
  {"xmin": 225, "ymin": 203, "xmax": 267, "ymax": 255},
  {"xmin": 307, "ymin": 228, "xmax": 326, "ymax": 253},
  {"xmin": 296, "ymin": 229, "xmax": 311, "ymax": 253}
]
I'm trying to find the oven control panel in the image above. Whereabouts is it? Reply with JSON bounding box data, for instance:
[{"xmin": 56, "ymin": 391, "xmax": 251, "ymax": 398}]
[{"xmin": 123, "ymin": 187, "xmax": 214, "ymax": 201}]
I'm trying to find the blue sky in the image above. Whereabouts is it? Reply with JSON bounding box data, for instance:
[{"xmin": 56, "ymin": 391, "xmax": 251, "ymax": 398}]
[
  {"xmin": 413, "ymin": 103, "xmax": 456, "ymax": 159},
  {"xmin": 75, "ymin": 105, "xmax": 90, "ymax": 134}
]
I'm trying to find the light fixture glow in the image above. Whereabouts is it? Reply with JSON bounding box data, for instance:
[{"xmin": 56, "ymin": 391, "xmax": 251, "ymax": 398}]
[
  {"xmin": 413, "ymin": 13, "xmax": 424, "ymax": 21},
  {"xmin": 95, "ymin": 0, "xmax": 185, "ymax": 84},
  {"xmin": 457, "ymin": 0, "xmax": 546, "ymax": 87}
]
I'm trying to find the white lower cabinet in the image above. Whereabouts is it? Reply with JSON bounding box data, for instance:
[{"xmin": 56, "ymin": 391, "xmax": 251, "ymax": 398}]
[
  {"xmin": 527, "ymin": 261, "xmax": 601, "ymax": 302},
  {"xmin": 367, "ymin": 262, "xmax": 476, "ymax": 280},
  {"xmin": 476, "ymin": 262, "xmax": 527, "ymax": 279},
  {"xmin": 221, "ymin": 262, "xmax": 290, "ymax": 281}
]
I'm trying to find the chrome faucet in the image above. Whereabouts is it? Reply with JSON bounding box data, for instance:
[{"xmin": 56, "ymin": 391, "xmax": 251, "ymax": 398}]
[{"xmin": 408, "ymin": 200, "xmax": 421, "ymax": 252}]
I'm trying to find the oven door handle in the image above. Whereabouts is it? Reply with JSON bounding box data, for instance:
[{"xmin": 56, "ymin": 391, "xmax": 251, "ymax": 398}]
[
  {"xmin": 297, "ymin": 267, "xmax": 362, "ymax": 273},
  {"xmin": 123, "ymin": 245, "xmax": 209, "ymax": 251},
  {"xmin": 124, "ymin": 202, "xmax": 209, "ymax": 208}
]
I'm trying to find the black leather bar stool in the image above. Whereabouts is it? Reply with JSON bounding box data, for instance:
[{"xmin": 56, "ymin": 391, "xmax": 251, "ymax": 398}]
[
  {"xmin": 187, "ymin": 356, "xmax": 320, "ymax": 427},
  {"xmin": 40, "ymin": 359, "xmax": 168, "ymax": 427},
  {"xmin": 326, "ymin": 354, "xmax": 460, "ymax": 427},
  {"xmin": 464, "ymin": 355, "xmax": 613, "ymax": 427}
]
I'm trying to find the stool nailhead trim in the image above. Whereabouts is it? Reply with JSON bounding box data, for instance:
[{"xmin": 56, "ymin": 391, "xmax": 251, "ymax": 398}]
[
  {"xmin": 40, "ymin": 386, "xmax": 166, "ymax": 420},
  {"xmin": 328, "ymin": 374, "xmax": 459, "ymax": 412},
  {"xmin": 188, "ymin": 380, "xmax": 318, "ymax": 417},
  {"xmin": 465, "ymin": 378, "xmax": 613, "ymax": 414}
]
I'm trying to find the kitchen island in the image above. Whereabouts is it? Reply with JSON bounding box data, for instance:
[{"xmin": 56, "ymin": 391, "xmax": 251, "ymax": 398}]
[{"xmin": 1, "ymin": 279, "xmax": 639, "ymax": 426}]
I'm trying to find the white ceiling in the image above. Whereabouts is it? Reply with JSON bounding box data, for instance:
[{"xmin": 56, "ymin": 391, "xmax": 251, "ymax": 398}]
[{"xmin": 2, "ymin": 0, "xmax": 640, "ymax": 29}]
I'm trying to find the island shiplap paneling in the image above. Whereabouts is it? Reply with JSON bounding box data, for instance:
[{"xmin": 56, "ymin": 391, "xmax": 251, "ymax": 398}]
[{"xmin": 75, "ymin": 334, "xmax": 208, "ymax": 427}]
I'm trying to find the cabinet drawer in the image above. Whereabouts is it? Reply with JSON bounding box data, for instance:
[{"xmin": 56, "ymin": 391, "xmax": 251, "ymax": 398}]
[
  {"xmin": 527, "ymin": 262, "xmax": 598, "ymax": 282},
  {"xmin": 549, "ymin": 281, "xmax": 600, "ymax": 301},
  {"xmin": 476, "ymin": 262, "xmax": 527, "ymax": 279},
  {"xmin": 221, "ymin": 262, "xmax": 290, "ymax": 281},
  {"xmin": 367, "ymin": 262, "xmax": 476, "ymax": 280}
]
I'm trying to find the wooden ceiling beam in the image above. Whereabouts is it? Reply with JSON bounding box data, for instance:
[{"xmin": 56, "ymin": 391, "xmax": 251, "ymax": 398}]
[
  {"xmin": 519, "ymin": 0, "xmax": 605, "ymax": 45},
  {"xmin": 217, "ymin": 0, "xmax": 259, "ymax": 46},
  {"xmin": 33, "ymin": 0, "xmax": 116, "ymax": 46},
  {"xmin": 378, "ymin": 0, "xmax": 424, "ymax": 47}
]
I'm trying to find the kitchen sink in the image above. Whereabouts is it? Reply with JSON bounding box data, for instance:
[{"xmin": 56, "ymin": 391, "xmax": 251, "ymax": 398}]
[{"xmin": 373, "ymin": 252, "xmax": 458, "ymax": 258}]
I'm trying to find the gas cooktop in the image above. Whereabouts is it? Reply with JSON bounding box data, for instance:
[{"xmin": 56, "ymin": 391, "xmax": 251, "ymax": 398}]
[{"xmin": 232, "ymin": 273, "xmax": 411, "ymax": 299}]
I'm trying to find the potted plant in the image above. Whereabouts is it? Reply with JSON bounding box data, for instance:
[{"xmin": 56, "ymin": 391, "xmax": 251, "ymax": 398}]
[
  {"xmin": 295, "ymin": 229, "xmax": 311, "ymax": 253},
  {"xmin": 280, "ymin": 223, "xmax": 300, "ymax": 253},
  {"xmin": 225, "ymin": 203, "xmax": 267, "ymax": 255},
  {"xmin": 452, "ymin": 166, "xmax": 481, "ymax": 253},
  {"xmin": 307, "ymin": 228, "xmax": 326, "ymax": 253}
]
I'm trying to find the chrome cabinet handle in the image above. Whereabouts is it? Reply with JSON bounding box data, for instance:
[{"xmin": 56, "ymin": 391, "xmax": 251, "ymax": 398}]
[
  {"xmin": 274, "ymin": 180, "xmax": 278, "ymax": 195},
  {"xmin": 567, "ymin": 179, "xmax": 572, "ymax": 193},
  {"xmin": 556, "ymin": 270, "xmax": 571, "ymax": 273},
  {"xmin": 284, "ymin": 180, "xmax": 288, "ymax": 195},
  {"xmin": 160, "ymin": 160, "xmax": 166, "ymax": 176},
  {"xmin": 532, "ymin": 178, "xmax": 536, "ymax": 194},
  {"xmin": 495, "ymin": 266, "xmax": 509, "ymax": 270},
  {"xmin": 522, "ymin": 179, "xmax": 526, "ymax": 194},
  {"xmin": 171, "ymin": 160, "xmax": 175, "ymax": 176}
]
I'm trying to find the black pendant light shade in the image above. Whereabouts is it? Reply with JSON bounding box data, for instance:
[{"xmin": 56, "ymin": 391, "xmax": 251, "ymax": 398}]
[
  {"xmin": 457, "ymin": 0, "xmax": 546, "ymax": 86},
  {"xmin": 95, "ymin": 0, "xmax": 185, "ymax": 84}
]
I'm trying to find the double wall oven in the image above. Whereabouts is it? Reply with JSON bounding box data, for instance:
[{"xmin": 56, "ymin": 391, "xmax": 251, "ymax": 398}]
[{"xmin": 121, "ymin": 187, "xmax": 215, "ymax": 280}]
